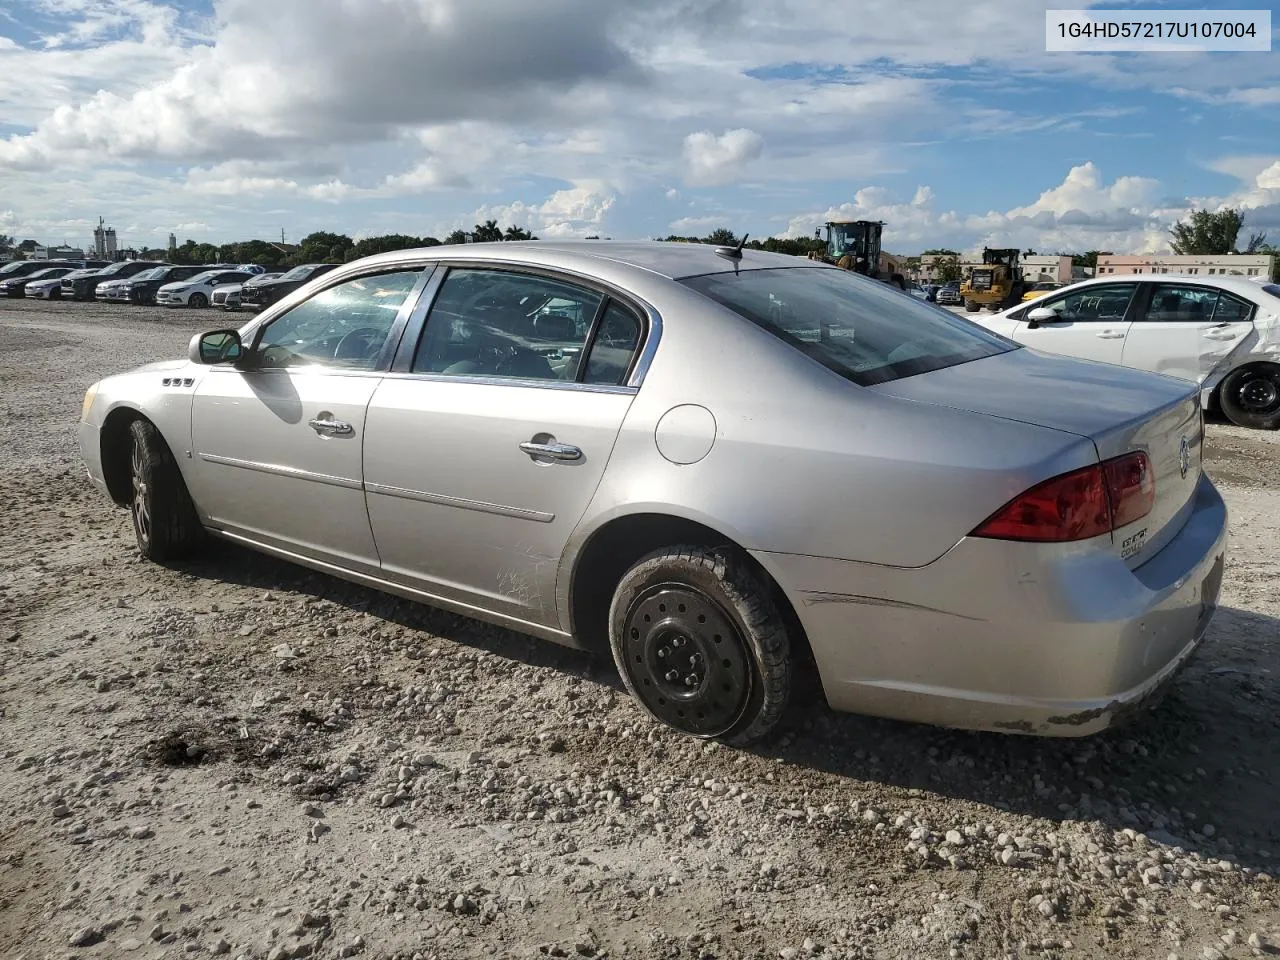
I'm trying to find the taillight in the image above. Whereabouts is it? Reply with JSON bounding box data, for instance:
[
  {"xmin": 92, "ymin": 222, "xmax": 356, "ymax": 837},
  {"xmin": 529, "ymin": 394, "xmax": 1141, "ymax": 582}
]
[{"xmin": 972, "ymin": 452, "xmax": 1153, "ymax": 543}]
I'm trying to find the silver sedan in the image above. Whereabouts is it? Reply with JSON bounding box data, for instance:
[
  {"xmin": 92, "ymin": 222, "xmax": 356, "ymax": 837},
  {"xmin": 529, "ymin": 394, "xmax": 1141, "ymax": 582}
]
[{"xmin": 77, "ymin": 242, "xmax": 1227, "ymax": 741}]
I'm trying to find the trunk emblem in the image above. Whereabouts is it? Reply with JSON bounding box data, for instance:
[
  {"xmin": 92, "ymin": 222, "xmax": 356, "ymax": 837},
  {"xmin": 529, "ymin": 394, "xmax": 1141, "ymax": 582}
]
[{"xmin": 1179, "ymin": 436, "xmax": 1190, "ymax": 479}]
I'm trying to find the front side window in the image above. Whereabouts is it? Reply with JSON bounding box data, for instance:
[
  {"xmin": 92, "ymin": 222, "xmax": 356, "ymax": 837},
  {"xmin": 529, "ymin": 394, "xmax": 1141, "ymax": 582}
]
[
  {"xmin": 412, "ymin": 268, "xmax": 607, "ymax": 382},
  {"xmin": 1137, "ymin": 284, "xmax": 1252, "ymax": 323},
  {"xmin": 681, "ymin": 267, "xmax": 1015, "ymax": 387},
  {"xmin": 254, "ymin": 270, "xmax": 423, "ymax": 370},
  {"xmin": 1033, "ymin": 283, "xmax": 1137, "ymax": 322}
]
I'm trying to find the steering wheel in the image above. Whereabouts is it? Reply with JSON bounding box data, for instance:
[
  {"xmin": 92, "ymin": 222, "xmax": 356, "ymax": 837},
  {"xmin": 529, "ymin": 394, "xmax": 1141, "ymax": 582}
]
[{"xmin": 333, "ymin": 327, "xmax": 383, "ymax": 362}]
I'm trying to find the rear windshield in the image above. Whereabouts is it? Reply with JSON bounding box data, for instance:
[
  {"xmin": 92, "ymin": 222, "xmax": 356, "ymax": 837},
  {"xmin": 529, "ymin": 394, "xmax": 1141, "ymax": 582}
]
[{"xmin": 681, "ymin": 266, "xmax": 1017, "ymax": 386}]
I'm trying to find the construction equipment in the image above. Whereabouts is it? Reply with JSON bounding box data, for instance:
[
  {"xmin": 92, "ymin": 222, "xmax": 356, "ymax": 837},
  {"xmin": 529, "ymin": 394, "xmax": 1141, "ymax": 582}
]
[
  {"xmin": 808, "ymin": 220, "xmax": 907, "ymax": 290},
  {"xmin": 960, "ymin": 248, "xmax": 1025, "ymax": 312}
]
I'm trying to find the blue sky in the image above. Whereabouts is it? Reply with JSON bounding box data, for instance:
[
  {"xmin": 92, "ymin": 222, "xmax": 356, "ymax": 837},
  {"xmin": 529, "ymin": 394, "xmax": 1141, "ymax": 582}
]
[{"xmin": 1, "ymin": 0, "xmax": 1278, "ymax": 255}]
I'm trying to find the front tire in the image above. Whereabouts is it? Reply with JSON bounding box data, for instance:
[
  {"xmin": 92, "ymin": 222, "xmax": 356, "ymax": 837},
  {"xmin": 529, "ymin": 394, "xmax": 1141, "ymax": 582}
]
[
  {"xmin": 608, "ymin": 546, "xmax": 791, "ymax": 744},
  {"xmin": 1219, "ymin": 364, "xmax": 1280, "ymax": 430},
  {"xmin": 128, "ymin": 420, "xmax": 204, "ymax": 561},
  {"xmin": 964, "ymin": 300, "xmax": 979, "ymax": 313},
  {"xmin": 187, "ymin": 293, "xmax": 208, "ymax": 309}
]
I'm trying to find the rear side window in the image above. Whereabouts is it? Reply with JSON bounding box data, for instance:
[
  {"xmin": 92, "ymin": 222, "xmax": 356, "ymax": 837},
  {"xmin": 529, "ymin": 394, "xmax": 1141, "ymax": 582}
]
[
  {"xmin": 582, "ymin": 302, "xmax": 641, "ymax": 385},
  {"xmin": 681, "ymin": 267, "xmax": 1015, "ymax": 387}
]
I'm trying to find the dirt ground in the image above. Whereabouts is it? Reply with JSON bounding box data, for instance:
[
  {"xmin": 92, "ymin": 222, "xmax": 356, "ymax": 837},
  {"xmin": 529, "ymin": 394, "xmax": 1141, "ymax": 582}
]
[{"xmin": 2, "ymin": 298, "xmax": 1280, "ymax": 960}]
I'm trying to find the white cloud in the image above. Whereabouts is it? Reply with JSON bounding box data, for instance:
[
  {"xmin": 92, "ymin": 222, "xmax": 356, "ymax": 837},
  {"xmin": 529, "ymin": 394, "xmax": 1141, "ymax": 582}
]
[
  {"xmin": 681, "ymin": 129, "xmax": 764, "ymax": 187},
  {"xmin": 470, "ymin": 180, "xmax": 616, "ymax": 238}
]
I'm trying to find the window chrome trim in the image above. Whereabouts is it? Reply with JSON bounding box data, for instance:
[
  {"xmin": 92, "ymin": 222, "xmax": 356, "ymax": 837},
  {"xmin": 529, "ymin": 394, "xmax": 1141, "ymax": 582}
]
[
  {"xmin": 378, "ymin": 370, "xmax": 637, "ymax": 395},
  {"xmin": 364, "ymin": 482, "xmax": 554, "ymax": 523},
  {"xmin": 199, "ymin": 453, "xmax": 363, "ymax": 490}
]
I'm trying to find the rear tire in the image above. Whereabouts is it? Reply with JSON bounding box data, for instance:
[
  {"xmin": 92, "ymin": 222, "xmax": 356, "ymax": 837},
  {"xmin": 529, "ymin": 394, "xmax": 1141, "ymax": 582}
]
[
  {"xmin": 964, "ymin": 300, "xmax": 979, "ymax": 313},
  {"xmin": 1219, "ymin": 364, "xmax": 1280, "ymax": 430},
  {"xmin": 608, "ymin": 545, "xmax": 791, "ymax": 744},
  {"xmin": 128, "ymin": 420, "xmax": 204, "ymax": 562},
  {"xmin": 188, "ymin": 293, "xmax": 208, "ymax": 309}
]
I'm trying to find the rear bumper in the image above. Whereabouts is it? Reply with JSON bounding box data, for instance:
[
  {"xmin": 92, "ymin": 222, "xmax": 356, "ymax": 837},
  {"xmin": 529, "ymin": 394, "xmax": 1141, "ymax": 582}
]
[{"xmin": 755, "ymin": 473, "xmax": 1228, "ymax": 736}]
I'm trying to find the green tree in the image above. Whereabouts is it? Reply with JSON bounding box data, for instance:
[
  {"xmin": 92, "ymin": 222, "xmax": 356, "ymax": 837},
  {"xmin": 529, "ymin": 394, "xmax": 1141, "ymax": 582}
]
[
  {"xmin": 1170, "ymin": 208, "xmax": 1245, "ymax": 255},
  {"xmin": 298, "ymin": 231, "xmax": 354, "ymax": 264},
  {"xmin": 1069, "ymin": 250, "xmax": 1100, "ymax": 270},
  {"xmin": 352, "ymin": 234, "xmax": 423, "ymax": 259},
  {"xmin": 1245, "ymin": 231, "xmax": 1269, "ymax": 254},
  {"xmin": 922, "ymin": 248, "xmax": 960, "ymax": 256},
  {"xmin": 704, "ymin": 228, "xmax": 738, "ymax": 246},
  {"xmin": 472, "ymin": 220, "xmax": 503, "ymax": 243},
  {"xmin": 443, "ymin": 229, "xmax": 470, "ymax": 245},
  {"xmin": 503, "ymin": 225, "xmax": 536, "ymax": 241},
  {"xmin": 935, "ymin": 255, "xmax": 963, "ymax": 284},
  {"xmin": 0, "ymin": 233, "xmax": 13, "ymax": 254}
]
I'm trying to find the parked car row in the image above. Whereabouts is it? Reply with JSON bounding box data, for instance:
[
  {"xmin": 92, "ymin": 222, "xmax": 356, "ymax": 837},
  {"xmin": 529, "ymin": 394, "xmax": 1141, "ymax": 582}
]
[{"xmin": 0, "ymin": 257, "xmax": 346, "ymax": 313}]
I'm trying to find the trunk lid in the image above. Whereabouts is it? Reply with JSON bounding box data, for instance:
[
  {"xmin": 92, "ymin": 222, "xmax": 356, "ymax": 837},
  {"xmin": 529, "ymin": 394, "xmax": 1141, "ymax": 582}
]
[{"xmin": 871, "ymin": 347, "xmax": 1203, "ymax": 566}]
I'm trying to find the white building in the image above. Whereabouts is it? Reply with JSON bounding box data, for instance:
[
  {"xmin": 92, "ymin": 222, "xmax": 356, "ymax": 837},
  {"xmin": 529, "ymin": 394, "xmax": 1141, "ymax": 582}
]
[
  {"xmin": 1096, "ymin": 252, "xmax": 1275, "ymax": 279},
  {"xmin": 1020, "ymin": 255, "xmax": 1073, "ymax": 283}
]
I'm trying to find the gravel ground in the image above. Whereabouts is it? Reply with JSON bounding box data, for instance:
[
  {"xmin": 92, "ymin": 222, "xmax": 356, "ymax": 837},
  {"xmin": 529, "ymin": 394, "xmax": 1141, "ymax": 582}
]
[{"xmin": 3, "ymin": 298, "xmax": 1280, "ymax": 960}]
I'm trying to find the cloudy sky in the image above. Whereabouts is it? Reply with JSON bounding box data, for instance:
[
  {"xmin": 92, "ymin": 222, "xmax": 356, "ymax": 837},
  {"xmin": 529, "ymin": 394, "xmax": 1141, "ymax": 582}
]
[{"xmin": 1, "ymin": 0, "xmax": 1278, "ymax": 256}]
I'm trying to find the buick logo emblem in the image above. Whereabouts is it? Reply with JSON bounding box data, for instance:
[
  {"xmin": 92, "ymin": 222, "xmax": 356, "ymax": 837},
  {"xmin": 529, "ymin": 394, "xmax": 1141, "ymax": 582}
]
[{"xmin": 1179, "ymin": 436, "xmax": 1190, "ymax": 479}]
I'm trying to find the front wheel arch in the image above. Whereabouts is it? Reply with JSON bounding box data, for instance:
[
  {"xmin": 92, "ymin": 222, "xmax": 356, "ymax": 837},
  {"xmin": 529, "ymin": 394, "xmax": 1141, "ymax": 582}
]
[{"xmin": 100, "ymin": 407, "xmax": 147, "ymax": 505}]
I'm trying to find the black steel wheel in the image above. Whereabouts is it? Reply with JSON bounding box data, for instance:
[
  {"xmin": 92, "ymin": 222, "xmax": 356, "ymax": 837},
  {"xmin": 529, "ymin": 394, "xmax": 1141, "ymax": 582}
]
[
  {"xmin": 1219, "ymin": 364, "xmax": 1280, "ymax": 430},
  {"xmin": 609, "ymin": 546, "xmax": 791, "ymax": 743},
  {"xmin": 127, "ymin": 419, "xmax": 205, "ymax": 562}
]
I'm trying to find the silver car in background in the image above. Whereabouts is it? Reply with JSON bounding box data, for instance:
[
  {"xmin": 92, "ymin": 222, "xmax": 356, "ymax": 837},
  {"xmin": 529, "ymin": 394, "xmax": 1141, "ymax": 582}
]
[{"xmin": 78, "ymin": 242, "xmax": 1227, "ymax": 741}]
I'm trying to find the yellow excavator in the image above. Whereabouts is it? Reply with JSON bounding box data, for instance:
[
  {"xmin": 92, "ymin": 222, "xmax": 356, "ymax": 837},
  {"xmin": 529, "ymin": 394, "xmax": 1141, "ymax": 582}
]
[
  {"xmin": 960, "ymin": 248, "xmax": 1026, "ymax": 312},
  {"xmin": 808, "ymin": 220, "xmax": 907, "ymax": 290}
]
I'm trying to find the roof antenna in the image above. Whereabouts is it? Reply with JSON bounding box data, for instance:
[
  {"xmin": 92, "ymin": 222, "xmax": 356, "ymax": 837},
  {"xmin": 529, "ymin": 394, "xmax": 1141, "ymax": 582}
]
[{"xmin": 715, "ymin": 233, "xmax": 749, "ymax": 270}]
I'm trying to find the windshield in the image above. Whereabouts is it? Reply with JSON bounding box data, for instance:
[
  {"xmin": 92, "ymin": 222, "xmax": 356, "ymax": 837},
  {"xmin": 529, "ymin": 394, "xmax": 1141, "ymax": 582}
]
[
  {"xmin": 0, "ymin": 261, "xmax": 37, "ymax": 275},
  {"xmin": 681, "ymin": 267, "xmax": 1016, "ymax": 387},
  {"xmin": 279, "ymin": 265, "xmax": 316, "ymax": 281},
  {"xmin": 1032, "ymin": 282, "xmax": 1059, "ymax": 291},
  {"xmin": 131, "ymin": 267, "xmax": 166, "ymax": 281}
]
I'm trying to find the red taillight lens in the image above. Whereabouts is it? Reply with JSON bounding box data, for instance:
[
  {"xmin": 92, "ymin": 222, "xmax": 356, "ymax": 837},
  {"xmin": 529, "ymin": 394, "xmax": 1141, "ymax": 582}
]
[
  {"xmin": 972, "ymin": 452, "xmax": 1154, "ymax": 543},
  {"xmin": 1103, "ymin": 451, "xmax": 1154, "ymax": 528}
]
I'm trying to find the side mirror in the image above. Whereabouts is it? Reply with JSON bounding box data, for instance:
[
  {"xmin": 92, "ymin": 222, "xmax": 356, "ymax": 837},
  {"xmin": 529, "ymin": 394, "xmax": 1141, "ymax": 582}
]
[
  {"xmin": 189, "ymin": 329, "xmax": 243, "ymax": 365},
  {"xmin": 1025, "ymin": 307, "xmax": 1057, "ymax": 329}
]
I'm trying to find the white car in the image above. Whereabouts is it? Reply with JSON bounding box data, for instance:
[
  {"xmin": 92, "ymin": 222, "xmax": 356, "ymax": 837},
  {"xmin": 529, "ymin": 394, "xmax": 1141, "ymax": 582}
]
[
  {"xmin": 976, "ymin": 274, "xmax": 1280, "ymax": 430},
  {"xmin": 24, "ymin": 275, "xmax": 69, "ymax": 299},
  {"xmin": 95, "ymin": 277, "xmax": 134, "ymax": 302},
  {"xmin": 156, "ymin": 269, "xmax": 255, "ymax": 308}
]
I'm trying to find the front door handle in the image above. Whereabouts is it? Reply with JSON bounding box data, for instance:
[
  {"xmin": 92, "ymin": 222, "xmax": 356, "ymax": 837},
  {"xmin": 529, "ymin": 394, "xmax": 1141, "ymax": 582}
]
[
  {"xmin": 1095, "ymin": 330, "xmax": 1126, "ymax": 339},
  {"xmin": 519, "ymin": 439, "xmax": 582, "ymax": 462},
  {"xmin": 1203, "ymin": 331, "xmax": 1238, "ymax": 341},
  {"xmin": 308, "ymin": 413, "xmax": 354, "ymax": 436}
]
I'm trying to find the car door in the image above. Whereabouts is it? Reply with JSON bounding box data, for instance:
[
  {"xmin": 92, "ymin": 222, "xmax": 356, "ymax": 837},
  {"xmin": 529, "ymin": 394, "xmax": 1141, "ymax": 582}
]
[
  {"xmin": 1010, "ymin": 281, "xmax": 1139, "ymax": 365},
  {"xmin": 363, "ymin": 266, "xmax": 647, "ymax": 629},
  {"xmin": 185, "ymin": 267, "xmax": 430, "ymax": 571},
  {"xmin": 1121, "ymin": 282, "xmax": 1257, "ymax": 383}
]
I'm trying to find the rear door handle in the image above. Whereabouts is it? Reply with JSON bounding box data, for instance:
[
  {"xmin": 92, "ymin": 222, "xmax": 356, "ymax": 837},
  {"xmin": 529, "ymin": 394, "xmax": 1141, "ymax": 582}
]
[
  {"xmin": 1095, "ymin": 330, "xmax": 1126, "ymax": 339},
  {"xmin": 1203, "ymin": 331, "xmax": 1238, "ymax": 340},
  {"xmin": 308, "ymin": 413, "xmax": 354, "ymax": 436},
  {"xmin": 519, "ymin": 440, "xmax": 582, "ymax": 462}
]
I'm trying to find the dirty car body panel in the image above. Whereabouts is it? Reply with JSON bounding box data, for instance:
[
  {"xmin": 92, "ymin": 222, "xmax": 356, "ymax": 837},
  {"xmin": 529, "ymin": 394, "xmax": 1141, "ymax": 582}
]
[{"xmin": 78, "ymin": 242, "xmax": 1228, "ymax": 737}]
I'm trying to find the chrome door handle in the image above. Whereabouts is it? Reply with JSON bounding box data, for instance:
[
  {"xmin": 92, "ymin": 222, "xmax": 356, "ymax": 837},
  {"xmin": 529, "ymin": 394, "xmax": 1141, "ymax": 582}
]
[
  {"xmin": 519, "ymin": 440, "xmax": 582, "ymax": 462},
  {"xmin": 308, "ymin": 414, "xmax": 354, "ymax": 436},
  {"xmin": 1095, "ymin": 330, "xmax": 1126, "ymax": 339},
  {"xmin": 1203, "ymin": 331, "xmax": 1237, "ymax": 340}
]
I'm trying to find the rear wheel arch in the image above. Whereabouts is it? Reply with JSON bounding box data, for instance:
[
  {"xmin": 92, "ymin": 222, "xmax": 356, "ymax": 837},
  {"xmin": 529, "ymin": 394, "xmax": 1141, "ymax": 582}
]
[{"xmin": 565, "ymin": 512, "xmax": 814, "ymax": 668}]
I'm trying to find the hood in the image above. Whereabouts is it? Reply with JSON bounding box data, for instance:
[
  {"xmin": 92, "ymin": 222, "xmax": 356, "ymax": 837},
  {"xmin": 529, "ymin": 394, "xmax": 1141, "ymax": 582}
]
[
  {"xmin": 130, "ymin": 359, "xmax": 190, "ymax": 374},
  {"xmin": 158, "ymin": 280, "xmax": 191, "ymax": 291}
]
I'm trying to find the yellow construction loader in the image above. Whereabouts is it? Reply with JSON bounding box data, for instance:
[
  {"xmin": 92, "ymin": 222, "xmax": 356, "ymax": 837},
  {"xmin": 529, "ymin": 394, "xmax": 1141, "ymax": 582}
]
[
  {"xmin": 808, "ymin": 220, "xmax": 907, "ymax": 290},
  {"xmin": 960, "ymin": 248, "xmax": 1026, "ymax": 312}
]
